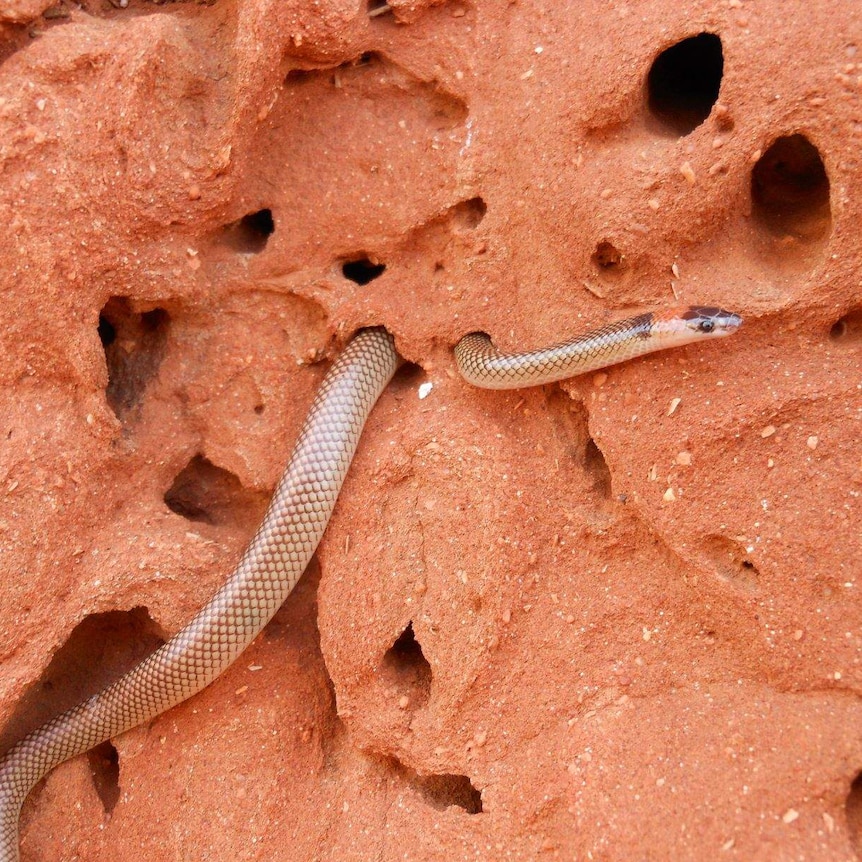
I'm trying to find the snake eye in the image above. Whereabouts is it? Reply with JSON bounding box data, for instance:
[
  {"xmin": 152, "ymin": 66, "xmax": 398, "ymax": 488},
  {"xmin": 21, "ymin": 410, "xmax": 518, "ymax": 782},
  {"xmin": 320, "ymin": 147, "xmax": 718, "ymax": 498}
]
[{"xmin": 698, "ymin": 319, "xmax": 715, "ymax": 333}]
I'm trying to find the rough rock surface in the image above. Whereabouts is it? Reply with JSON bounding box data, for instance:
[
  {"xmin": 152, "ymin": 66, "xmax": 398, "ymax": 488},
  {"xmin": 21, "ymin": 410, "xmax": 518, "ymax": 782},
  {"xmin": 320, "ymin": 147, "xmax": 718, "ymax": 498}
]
[{"xmin": 0, "ymin": 0, "xmax": 860, "ymax": 859}]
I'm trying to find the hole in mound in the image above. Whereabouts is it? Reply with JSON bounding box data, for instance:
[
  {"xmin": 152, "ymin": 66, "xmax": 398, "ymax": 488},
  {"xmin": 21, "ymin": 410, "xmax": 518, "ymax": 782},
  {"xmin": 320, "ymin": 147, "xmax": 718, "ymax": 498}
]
[
  {"xmin": 412, "ymin": 771, "xmax": 483, "ymax": 814},
  {"xmin": 390, "ymin": 361, "xmax": 424, "ymax": 390},
  {"xmin": 87, "ymin": 741, "xmax": 121, "ymax": 814},
  {"xmin": 452, "ymin": 197, "xmax": 487, "ymax": 231},
  {"xmin": 98, "ymin": 298, "xmax": 170, "ymax": 419},
  {"xmin": 342, "ymin": 256, "xmax": 386, "ymax": 285},
  {"xmin": 164, "ymin": 455, "xmax": 268, "ymax": 531},
  {"xmin": 219, "ymin": 208, "xmax": 274, "ymax": 254},
  {"xmin": 830, "ymin": 308, "xmax": 862, "ymax": 342},
  {"xmin": 584, "ymin": 437, "xmax": 612, "ymax": 498},
  {"xmin": 382, "ymin": 622, "xmax": 432, "ymax": 708},
  {"xmin": 647, "ymin": 33, "xmax": 724, "ymax": 136},
  {"xmin": 592, "ymin": 240, "xmax": 624, "ymax": 273},
  {"xmin": 285, "ymin": 68, "xmax": 315, "ymax": 85},
  {"xmin": 701, "ymin": 535, "xmax": 760, "ymax": 591},
  {"xmin": 847, "ymin": 772, "xmax": 862, "ymax": 853},
  {"xmin": 384, "ymin": 756, "xmax": 483, "ymax": 814},
  {"xmin": 0, "ymin": 608, "xmax": 166, "ymax": 759},
  {"xmin": 751, "ymin": 135, "xmax": 831, "ymax": 243}
]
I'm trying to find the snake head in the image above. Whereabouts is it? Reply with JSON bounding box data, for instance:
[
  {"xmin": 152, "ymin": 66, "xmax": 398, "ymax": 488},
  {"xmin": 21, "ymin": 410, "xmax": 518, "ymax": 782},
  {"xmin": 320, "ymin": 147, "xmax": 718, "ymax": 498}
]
[
  {"xmin": 678, "ymin": 306, "xmax": 743, "ymax": 337},
  {"xmin": 649, "ymin": 306, "xmax": 742, "ymax": 350},
  {"xmin": 656, "ymin": 305, "xmax": 742, "ymax": 343}
]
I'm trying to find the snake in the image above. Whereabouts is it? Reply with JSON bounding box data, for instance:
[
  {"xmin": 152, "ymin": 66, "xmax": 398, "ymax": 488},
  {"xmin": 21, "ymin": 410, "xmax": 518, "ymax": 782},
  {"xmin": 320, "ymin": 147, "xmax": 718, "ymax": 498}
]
[{"xmin": 0, "ymin": 305, "xmax": 741, "ymax": 860}]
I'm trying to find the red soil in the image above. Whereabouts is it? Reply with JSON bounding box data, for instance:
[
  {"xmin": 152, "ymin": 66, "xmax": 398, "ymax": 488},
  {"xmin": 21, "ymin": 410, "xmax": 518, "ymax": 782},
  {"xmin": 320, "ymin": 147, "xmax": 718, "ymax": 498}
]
[{"xmin": 0, "ymin": 1, "xmax": 860, "ymax": 859}]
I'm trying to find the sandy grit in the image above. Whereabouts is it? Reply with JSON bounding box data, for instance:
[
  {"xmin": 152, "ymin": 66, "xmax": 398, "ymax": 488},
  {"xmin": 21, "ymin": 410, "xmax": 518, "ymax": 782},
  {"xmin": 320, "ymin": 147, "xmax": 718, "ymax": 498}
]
[{"xmin": 0, "ymin": 0, "xmax": 861, "ymax": 859}]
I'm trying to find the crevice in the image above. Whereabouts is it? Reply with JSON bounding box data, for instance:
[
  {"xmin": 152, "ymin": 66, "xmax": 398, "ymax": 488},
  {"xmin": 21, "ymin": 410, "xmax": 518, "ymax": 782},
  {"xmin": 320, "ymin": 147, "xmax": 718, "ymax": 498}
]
[
  {"xmin": 164, "ymin": 454, "xmax": 268, "ymax": 531},
  {"xmin": 98, "ymin": 298, "xmax": 170, "ymax": 420},
  {"xmin": 341, "ymin": 256, "xmax": 386, "ymax": 285},
  {"xmin": 381, "ymin": 622, "xmax": 432, "ymax": 709},
  {"xmin": 87, "ymin": 741, "xmax": 121, "ymax": 814},
  {"xmin": 847, "ymin": 771, "xmax": 862, "ymax": 855},
  {"xmin": 409, "ymin": 770, "xmax": 483, "ymax": 814},
  {"xmin": 646, "ymin": 33, "xmax": 724, "ymax": 136},
  {"xmin": 544, "ymin": 391, "xmax": 615, "ymax": 502},
  {"xmin": 830, "ymin": 308, "xmax": 862, "ymax": 343},
  {"xmin": 751, "ymin": 135, "xmax": 831, "ymax": 244},
  {"xmin": 0, "ymin": 608, "xmax": 166, "ymax": 759},
  {"xmin": 284, "ymin": 68, "xmax": 315, "ymax": 85},
  {"xmin": 384, "ymin": 756, "xmax": 483, "ymax": 814},
  {"xmin": 584, "ymin": 437, "xmax": 612, "ymax": 499},
  {"xmin": 218, "ymin": 208, "xmax": 274, "ymax": 254}
]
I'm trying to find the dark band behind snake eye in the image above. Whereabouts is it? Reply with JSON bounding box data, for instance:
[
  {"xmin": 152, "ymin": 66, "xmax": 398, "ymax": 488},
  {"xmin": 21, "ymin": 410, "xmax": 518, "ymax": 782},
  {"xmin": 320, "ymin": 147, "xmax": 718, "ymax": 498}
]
[{"xmin": 682, "ymin": 306, "xmax": 743, "ymax": 333}]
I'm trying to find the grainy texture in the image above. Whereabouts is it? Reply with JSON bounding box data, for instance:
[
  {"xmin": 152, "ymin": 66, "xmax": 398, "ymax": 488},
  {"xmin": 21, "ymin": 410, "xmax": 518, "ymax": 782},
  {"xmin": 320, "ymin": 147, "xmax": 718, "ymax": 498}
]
[{"xmin": 0, "ymin": 1, "xmax": 861, "ymax": 861}]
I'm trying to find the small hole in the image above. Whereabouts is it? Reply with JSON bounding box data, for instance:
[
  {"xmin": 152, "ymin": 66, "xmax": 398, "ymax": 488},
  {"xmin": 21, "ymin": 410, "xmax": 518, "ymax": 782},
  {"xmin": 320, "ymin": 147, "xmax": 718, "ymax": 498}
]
[
  {"xmin": 87, "ymin": 741, "xmax": 120, "ymax": 814},
  {"xmin": 391, "ymin": 361, "xmax": 424, "ymax": 389},
  {"xmin": 751, "ymin": 135, "xmax": 830, "ymax": 242},
  {"xmin": 386, "ymin": 623, "xmax": 428, "ymax": 671},
  {"xmin": 382, "ymin": 622, "xmax": 432, "ymax": 708},
  {"xmin": 414, "ymin": 773, "xmax": 483, "ymax": 814},
  {"xmin": 285, "ymin": 69, "xmax": 314, "ymax": 84},
  {"xmin": 383, "ymin": 756, "xmax": 483, "ymax": 815},
  {"xmin": 253, "ymin": 403, "xmax": 265, "ymax": 415},
  {"xmin": 847, "ymin": 772, "xmax": 862, "ymax": 854},
  {"xmin": 164, "ymin": 455, "xmax": 268, "ymax": 531},
  {"xmin": 830, "ymin": 309, "xmax": 862, "ymax": 342},
  {"xmin": 453, "ymin": 197, "xmax": 487, "ymax": 231},
  {"xmin": 219, "ymin": 209, "xmax": 274, "ymax": 254},
  {"xmin": 647, "ymin": 33, "xmax": 724, "ymax": 136},
  {"xmin": 342, "ymin": 257, "xmax": 386, "ymax": 285},
  {"xmin": 98, "ymin": 297, "xmax": 170, "ymax": 419},
  {"xmin": 592, "ymin": 241, "xmax": 623, "ymax": 272},
  {"xmin": 242, "ymin": 208, "xmax": 274, "ymax": 237}
]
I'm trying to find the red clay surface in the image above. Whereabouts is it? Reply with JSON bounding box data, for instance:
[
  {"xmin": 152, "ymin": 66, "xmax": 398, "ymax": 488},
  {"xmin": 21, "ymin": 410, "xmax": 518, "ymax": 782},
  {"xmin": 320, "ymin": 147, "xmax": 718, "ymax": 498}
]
[{"xmin": 0, "ymin": 0, "xmax": 861, "ymax": 859}]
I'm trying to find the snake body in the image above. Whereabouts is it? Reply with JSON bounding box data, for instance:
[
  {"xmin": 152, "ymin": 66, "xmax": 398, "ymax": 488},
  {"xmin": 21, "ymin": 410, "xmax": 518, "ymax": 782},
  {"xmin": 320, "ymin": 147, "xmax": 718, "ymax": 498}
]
[
  {"xmin": 455, "ymin": 306, "xmax": 742, "ymax": 389},
  {"xmin": 0, "ymin": 307, "xmax": 741, "ymax": 860}
]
